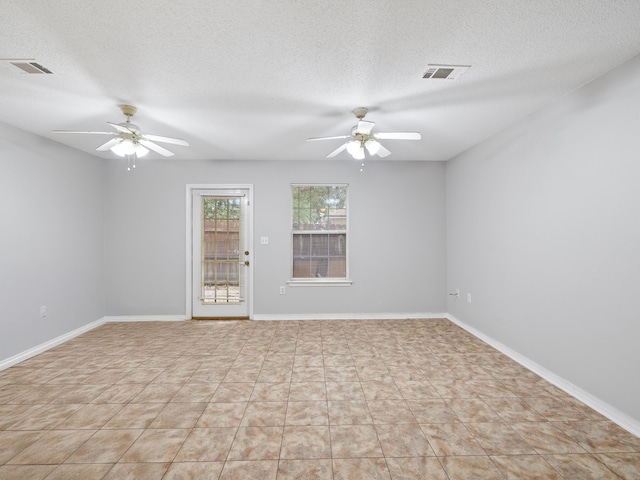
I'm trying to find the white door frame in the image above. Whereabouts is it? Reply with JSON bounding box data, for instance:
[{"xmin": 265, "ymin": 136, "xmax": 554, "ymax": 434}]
[{"xmin": 186, "ymin": 184, "xmax": 254, "ymax": 319}]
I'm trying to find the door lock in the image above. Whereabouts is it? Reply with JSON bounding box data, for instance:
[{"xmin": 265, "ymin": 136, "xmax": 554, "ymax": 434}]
[
  {"xmin": 244, "ymin": 260, "xmax": 250, "ymax": 266},
  {"xmin": 244, "ymin": 251, "xmax": 250, "ymax": 256}
]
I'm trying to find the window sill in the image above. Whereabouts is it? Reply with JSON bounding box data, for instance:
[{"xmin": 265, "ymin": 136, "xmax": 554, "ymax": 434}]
[{"xmin": 287, "ymin": 279, "xmax": 352, "ymax": 287}]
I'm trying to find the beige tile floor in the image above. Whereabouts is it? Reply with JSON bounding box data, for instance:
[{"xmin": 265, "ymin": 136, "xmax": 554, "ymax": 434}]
[{"xmin": 0, "ymin": 319, "xmax": 639, "ymax": 479}]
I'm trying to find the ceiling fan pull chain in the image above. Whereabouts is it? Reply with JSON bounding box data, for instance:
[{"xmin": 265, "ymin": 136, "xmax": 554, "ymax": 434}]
[{"xmin": 127, "ymin": 154, "xmax": 137, "ymax": 171}]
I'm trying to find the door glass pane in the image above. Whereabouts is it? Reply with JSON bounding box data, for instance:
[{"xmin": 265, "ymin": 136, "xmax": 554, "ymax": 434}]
[{"xmin": 201, "ymin": 196, "xmax": 241, "ymax": 303}]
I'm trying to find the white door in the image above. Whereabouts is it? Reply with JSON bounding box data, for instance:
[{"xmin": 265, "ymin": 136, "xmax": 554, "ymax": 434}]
[{"xmin": 192, "ymin": 188, "xmax": 251, "ymax": 318}]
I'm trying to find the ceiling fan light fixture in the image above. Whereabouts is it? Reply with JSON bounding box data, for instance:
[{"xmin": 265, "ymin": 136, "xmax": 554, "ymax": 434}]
[
  {"xmin": 134, "ymin": 143, "xmax": 149, "ymax": 157},
  {"xmin": 111, "ymin": 138, "xmax": 148, "ymax": 157},
  {"xmin": 110, "ymin": 139, "xmax": 130, "ymax": 157},
  {"xmin": 352, "ymin": 145, "xmax": 365, "ymax": 160},
  {"xmin": 364, "ymin": 139, "xmax": 380, "ymax": 155},
  {"xmin": 346, "ymin": 139, "xmax": 362, "ymax": 156}
]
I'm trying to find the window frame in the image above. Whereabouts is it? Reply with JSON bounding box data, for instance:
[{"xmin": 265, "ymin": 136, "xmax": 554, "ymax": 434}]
[{"xmin": 288, "ymin": 183, "xmax": 352, "ymax": 286}]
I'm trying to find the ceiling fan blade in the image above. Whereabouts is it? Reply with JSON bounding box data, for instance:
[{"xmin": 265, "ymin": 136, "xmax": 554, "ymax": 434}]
[
  {"xmin": 144, "ymin": 134, "xmax": 189, "ymax": 146},
  {"xmin": 356, "ymin": 120, "xmax": 375, "ymax": 135},
  {"xmin": 375, "ymin": 143, "xmax": 391, "ymax": 157},
  {"xmin": 138, "ymin": 139, "xmax": 175, "ymax": 157},
  {"xmin": 374, "ymin": 132, "xmax": 422, "ymax": 140},
  {"xmin": 96, "ymin": 137, "xmax": 122, "ymax": 151},
  {"xmin": 326, "ymin": 142, "xmax": 348, "ymax": 158},
  {"xmin": 107, "ymin": 122, "xmax": 135, "ymax": 134},
  {"xmin": 52, "ymin": 130, "xmax": 116, "ymax": 135},
  {"xmin": 307, "ymin": 135, "xmax": 350, "ymax": 142}
]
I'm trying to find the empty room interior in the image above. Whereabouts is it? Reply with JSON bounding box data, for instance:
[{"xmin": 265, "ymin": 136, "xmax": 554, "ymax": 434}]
[{"xmin": 1, "ymin": 2, "xmax": 640, "ymax": 479}]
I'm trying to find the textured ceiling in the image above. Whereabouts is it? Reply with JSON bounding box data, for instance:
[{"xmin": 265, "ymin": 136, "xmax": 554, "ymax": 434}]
[{"xmin": 2, "ymin": 1, "xmax": 640, "ymax": 162}]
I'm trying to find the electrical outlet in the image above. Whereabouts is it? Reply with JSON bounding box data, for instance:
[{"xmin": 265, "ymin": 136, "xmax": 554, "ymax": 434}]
[
  {"xmin": 261, "ymin": 236, "xmax": 269, "ymax": 245},
  {"xmin": 279, "ymin": 286, "xmax": 286, "ymax": 295},
  {"xmin": 40, "ymin": 305, "xmax": 47, "ymax": 317},
  {"xmin": 466, "ymin": 293, "xmax": 472, "ymax": 303}
]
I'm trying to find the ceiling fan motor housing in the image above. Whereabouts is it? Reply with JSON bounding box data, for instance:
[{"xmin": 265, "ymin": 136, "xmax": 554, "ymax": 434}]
[
  {"xmin": 352, "ymin": 107, "xmax": 368, "ymax": 119},
  {"xmin": 119, "ymin": 104, "xmax": 137, "ymax": 118}
]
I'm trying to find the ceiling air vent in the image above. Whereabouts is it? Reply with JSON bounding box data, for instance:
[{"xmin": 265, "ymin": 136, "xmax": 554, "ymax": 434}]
[
  {"xmin": 422, "ymin": 64, "xmax": 470, "ymax": 80},
  {"xmin": 1, "ymin": 58, "xmax": 54, "ymax": 74},
  {"xmin": 10, "ymin": 61, "xmax": 53, "ymax": 74}
]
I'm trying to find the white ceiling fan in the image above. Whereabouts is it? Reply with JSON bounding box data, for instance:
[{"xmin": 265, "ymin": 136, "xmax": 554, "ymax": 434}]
[
  {"xmin": 307, "ymin": 107, "xmax": 421, "ymax": 160},
  {"xmin": 53, "ymin": 104, "xmax": 189, "ymax": 158}
]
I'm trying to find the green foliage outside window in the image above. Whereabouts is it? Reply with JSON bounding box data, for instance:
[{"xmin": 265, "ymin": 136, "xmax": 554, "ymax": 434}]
[{"xmin": 292, "ymin": 185, "xmax": 347, "ymax": 230}]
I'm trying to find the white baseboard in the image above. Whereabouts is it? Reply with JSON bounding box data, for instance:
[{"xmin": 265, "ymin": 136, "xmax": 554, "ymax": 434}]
[
  {"xmin": 447, "ymin": 314, "xmax": 640, "ymax": 438},
  {"xmin": 0, "ymin": 317, "xmax": 107, "ymax": 371},
  {"xmin": 252, "ymin": 312, "xmax": 447, "ymax": 321},
  {"xmin": 105, "ymin": 315, "xmax": 189, "ymax": 322}
]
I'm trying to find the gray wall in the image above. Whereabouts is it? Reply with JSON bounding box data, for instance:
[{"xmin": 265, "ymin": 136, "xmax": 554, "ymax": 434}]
[
  {"xmin": 0, "ymin": 121, "xmax": 105, "ymax": 360},
  {"xmin": 447, "ymin": 55, "xmax": 640, "ymax": 422},
  {"xmin": 104, "ymin": 159, "xmax": 447, "ymax": 317}
]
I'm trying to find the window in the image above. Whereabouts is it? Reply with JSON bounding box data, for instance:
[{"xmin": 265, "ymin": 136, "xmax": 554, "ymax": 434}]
[{"xmin": 291, "ymin": 184, "xmax": 349, "ymax": 283}]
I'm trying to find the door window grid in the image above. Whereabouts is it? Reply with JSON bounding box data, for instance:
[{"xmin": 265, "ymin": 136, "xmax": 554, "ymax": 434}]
[{"xmin": 201, "ymin": 196, "xmax": 242, "ymax": 303}]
